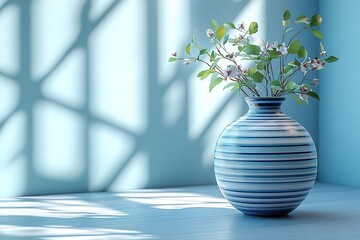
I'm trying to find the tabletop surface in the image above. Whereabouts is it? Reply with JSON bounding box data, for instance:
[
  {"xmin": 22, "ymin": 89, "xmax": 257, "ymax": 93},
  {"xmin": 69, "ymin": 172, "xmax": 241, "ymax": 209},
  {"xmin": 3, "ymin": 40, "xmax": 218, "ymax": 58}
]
[{"xmin": 0, "ymin": 182, "xmax": 360, "ymax": 240}]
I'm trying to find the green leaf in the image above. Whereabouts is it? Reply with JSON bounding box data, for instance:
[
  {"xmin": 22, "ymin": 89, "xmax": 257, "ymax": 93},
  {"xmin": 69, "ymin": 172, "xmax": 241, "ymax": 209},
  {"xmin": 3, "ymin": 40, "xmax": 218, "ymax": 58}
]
[
  {"xmin": 310, "ymin": 14, "xmax": 322, "ymax": 27},
  {"xmin": 246, "ymin": 80, "xmax": 256, "ymax": 89},
  {"xmin": 307, "ymin": 91, "xmax": 320, "ymax": 101},
  {"xmin": 284, "ymin": 65, "xmax": 293, "ymax": 75},
  {"xmin": 210, "ymin": 51, "xmax": 216, "ymax": 61},
  {"xmin": 223, "ymin": 34, "xmax": 229, "ymax": 44},
  {"xmin": 298, "ymin": 46, "xmax": 306, "ymax": 58},
  {"xmin": 238, "ymin": 45, "xmax": 244, "ymax": 52},
  {"xmin": 243, "ymin": 44, "xmax": 260, "ymax": 55},
  {"xmin": 216, "ymin": 26, "xmax": 226, "ymax": 40},
  {"xmin": 199, "ymin": 48, "xmax": 208, "ymax": 55},
  {"xmin": 270, "ymin": 80, "xmax": 280, "ymax": 87},
  {"xmin": 285, "ymin": 81, "xmax": 296, "ymax": 91},
  {"xmin": 224, "ymin": 22, "xmax": 236, "ymax": 29},
  {"xmin": 291, "ymin": 94, "xmax": 302, "ymax": 105},
  {"xmin": 192, "ymin": 29, "xmax": 197, "ymax": 44},
  {"xmin": 324, "ymin": 56, "xmax": 338, "ymax": 63},
  {"xmin": 283, "ymin": 10, "xmax": 291, "ymax": 20},
  {"xmin": 282, "ymin": 20, "xmax": 291, "ymax": 27},
  {"xmin": 270, "ymin": 80, "xmax": 281, "ymax": 91},
  {"xmin": 268, "ymin": 50, "xmax": 279, "ymax": 59},
  {"xmin": 197, "ymin": 70, "xmax": 208, "ymax": 78},
  {"xmin": 212, "ymin": 19, "xmax": 219, "ymax": 30},
  {"xmin": 186, "ymin": 43, "xmax": 191, "ymax": 55},
  {"xmin": 257, "ymin": 60, "xmax": 265, "ymax": 70},
  {"xmin": 311, "ymin": 29, "xmax": 323, "ymax": 39},
  {"xmin": 288, "ymin": 40, "xmax": 301, "ymax": 54},
  {"xmin": 191, "ymin": 29, "xmax": 202, "ymax": 49},
  {"xmin": 209, "ymin": 77, "xmax": 223, "ymax": 92},
  {"xmin": 223, "ymin": 82, "xmax": 236, "ymax": 90},
  {"xmin": 168, "ymin": 57, "xmax": 177, "ymax": 62},
  {"xmin": 210, "ymin": 58, "xmax": 220, "ymax": 69},
  {"xmin": 320, "ymin": 42, "xmax": 325, "ymax": 52},
  {"xmin": 252, "ymin": 72, "xmax": 263, "ymax": 83},
  {"xmin": 231, "ymin": 82, "xmax": 242, "ymax": 91},
  {"xmin": 200, "ymin": 70, "xmax": 215, "ymax": 80},
  {"xmin": 247, "ymin": 67, "xmax": 256, "ymax": 76},
  {"xmin": 294, "ymin": 58, "xmax": 301, "ymax": 67},
  {"xmin": 295, "ymin": 15, "xmax": 309, "ymax": 24},
  {"xmin": 249, "ymin": 22, "xmax": 258, "ymax": 35}
]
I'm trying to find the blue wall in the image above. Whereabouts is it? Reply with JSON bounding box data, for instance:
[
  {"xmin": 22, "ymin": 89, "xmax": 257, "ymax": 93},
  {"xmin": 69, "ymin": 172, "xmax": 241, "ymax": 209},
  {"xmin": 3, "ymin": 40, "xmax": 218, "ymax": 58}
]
[
  {"xmin": 318, "ymin": 0, "xmax": 360, "ymax": 187},
  {"xmin": 0, "ymin": 0, "xmax": 319, "ymax": 197}
]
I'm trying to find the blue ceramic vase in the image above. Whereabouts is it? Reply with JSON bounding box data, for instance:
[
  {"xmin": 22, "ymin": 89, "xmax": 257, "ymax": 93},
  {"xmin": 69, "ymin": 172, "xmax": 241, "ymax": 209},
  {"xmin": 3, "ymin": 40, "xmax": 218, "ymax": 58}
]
[{"xmin": 214, "ymin": 97, "xmax": 317, "ymax": 216}]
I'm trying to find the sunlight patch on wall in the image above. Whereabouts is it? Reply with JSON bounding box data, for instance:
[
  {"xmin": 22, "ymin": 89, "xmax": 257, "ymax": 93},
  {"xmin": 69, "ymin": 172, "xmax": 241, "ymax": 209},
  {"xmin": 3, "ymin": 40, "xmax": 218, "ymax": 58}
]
[
  {"xmin": 31, "ymin": 0, "xmax": 83, "ymax": 80},
  {"xmin": 201, "ymin": 98, "xmax": 241, "ymax": 168},
  {"xmin": 162, "ymin": 79, "xmax": 185, "ymax": 126},
  {"xmin": 157, "ymin": 0, "xmax": 190, "ymax": 84},
  {"xmin": 88, "ymin": 0, "xmax": 119, "ymax": 21},
  {"xmin": 42, "ymin": 49, "xmax": 85, "ymax": 108},
  {"xmin": 0, "ymin": 3, "xmax": 19, "ymax": 75},
  {"xmin": 90, "ymin": 0, "xmax": 147, "ymax": 135},
  {"xmin": 34, "ymin": 101, "xmax": 84, "ymax": 181},
  {"xmin": 0, "ymin": 111, "xmax": 26, "ymax": 197},
  {"xmin": 89, "ymin": 122, "xmax": 135, "ymax": 191},
  {"xmin": 108, "ymin": 151, "xmax": 149, "ymax": 191}
]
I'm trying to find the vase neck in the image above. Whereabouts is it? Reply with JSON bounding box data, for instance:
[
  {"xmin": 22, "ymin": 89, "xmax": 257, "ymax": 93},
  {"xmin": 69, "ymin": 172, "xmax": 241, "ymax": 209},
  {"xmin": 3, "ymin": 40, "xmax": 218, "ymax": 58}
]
[{"xmin": 245, "ymin": 97, "xmax": 285, "ymax": 114}]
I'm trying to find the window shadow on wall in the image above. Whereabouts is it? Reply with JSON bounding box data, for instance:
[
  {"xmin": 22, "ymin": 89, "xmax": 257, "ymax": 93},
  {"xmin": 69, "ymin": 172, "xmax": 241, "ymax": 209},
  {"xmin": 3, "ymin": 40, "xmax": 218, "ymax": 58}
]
[{"xmin": 0, "ymin": 0, "xmax": 249, "ymax": 197}]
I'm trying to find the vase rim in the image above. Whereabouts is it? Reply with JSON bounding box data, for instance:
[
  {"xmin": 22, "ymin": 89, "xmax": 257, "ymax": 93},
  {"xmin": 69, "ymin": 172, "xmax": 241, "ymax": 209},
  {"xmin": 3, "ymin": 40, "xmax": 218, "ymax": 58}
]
[{"xmin": 245, "ymin": 97, "xmax": 286, "ymax": 101}]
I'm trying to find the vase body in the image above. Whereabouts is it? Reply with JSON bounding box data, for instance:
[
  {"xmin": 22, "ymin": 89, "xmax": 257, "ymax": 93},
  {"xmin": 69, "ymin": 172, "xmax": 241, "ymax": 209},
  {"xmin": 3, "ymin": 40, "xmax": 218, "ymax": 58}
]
[{"xmin": 214, "ymin": 97, "xmax": 317, "ymax": 216}]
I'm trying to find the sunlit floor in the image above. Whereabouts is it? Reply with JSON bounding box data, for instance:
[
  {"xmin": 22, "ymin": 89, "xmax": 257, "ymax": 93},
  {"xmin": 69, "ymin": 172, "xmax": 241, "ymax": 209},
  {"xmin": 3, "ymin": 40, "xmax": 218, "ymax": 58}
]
[{"xmin": 0, "ymin": 182, "xmax": 360, "ymax": 240}]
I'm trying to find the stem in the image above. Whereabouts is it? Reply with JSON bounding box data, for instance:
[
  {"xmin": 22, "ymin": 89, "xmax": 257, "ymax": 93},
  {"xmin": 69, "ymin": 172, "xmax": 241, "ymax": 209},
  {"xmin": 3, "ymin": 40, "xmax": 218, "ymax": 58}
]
[
  {"xmin": 230, "ymin": 77, "xmax": 249, "ymax": 97},
  {"xmin": 242, "ymin": 75, "xmax": 260, "ymax": 96},
  {"xmin": 288, "ymin": 26, "xmax": 307, "ymax": 46},
  {"xmin": 299, "ymin": 69, "xmax": 314, "ymax": 85},
  {"xmin": 282, "ymin": 26, "xmax": 286, "ymax": 43},
  {"xmin": 269, "ymin": 61, "xmax": 275, "ymax": 80}
]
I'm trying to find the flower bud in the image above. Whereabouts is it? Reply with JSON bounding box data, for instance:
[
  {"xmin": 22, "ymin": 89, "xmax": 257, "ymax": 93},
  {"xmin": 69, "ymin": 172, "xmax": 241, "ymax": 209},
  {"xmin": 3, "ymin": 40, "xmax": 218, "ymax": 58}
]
[
  {"xmin": 183, "ymin": 58, "xmax": 191, "ymax": 65},
  {"xmin": 239, "ymin": 22, "xmax": 245, "ymax": 30},
  {"xmin": 206, "ymin": 29, "xmax": 214, "ymax": 38}
]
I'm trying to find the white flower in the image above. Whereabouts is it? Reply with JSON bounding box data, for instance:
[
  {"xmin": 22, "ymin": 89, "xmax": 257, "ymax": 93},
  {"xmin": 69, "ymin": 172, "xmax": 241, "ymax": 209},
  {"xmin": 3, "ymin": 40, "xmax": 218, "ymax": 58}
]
[
  {"xmin": 300, "ymin": 85, "xmax": 309, "ymax": 94},
  {"xmin": 276, "ymin": 43, "xmax": 288, "ymax": 55},
  {"xmin": 270, "ymin": 41, "xmax": 279, "ymax": 49},
  {"xmin": 300, "ymin": 93, "xmax": 308, "ymax": 100},
  {"xmin": 312, "ymin": 78, "xmax": 319, "ymax": 87},
  {"xmin": 248, "ymin": 36, "xmax": 263, "ymax": 45},
  {"xmin": 301, "ymin": 62, "xmax": 309, "ymax": 73},
  {"xmin": 311, "ymin": 58, "xmax": 325, "ymax": 70},
  {"xmin": 238, "ymin": 34, "xmax": 245, "ymax": 41},
  {"xmin": 260, "ymin": 45, "xmax": 266, "ymax": 53},
  {"xmin": 206, "ymin": 29, "xmax": 214, "ymax": 38},
  {"xmin": 266, "ymin": 42, "xmax": 273, "ymax": 50},
  {"xmin": 223, "ymin": 65, "xmax": 239, "ymax": 79},
  {"xmin": 248, "ymin": 36, "xmax": 267, "ymax": 53},
  {"xmin": 320, "ymin": 50, "xmax": 327, "ymax": 56},
  {"xmin": 299, "ymin": 86, "xmax": 309, "ymax": 100},
  {"xmin": 237, "ymin": 66, "xmax": 247, "ymax": 77}
]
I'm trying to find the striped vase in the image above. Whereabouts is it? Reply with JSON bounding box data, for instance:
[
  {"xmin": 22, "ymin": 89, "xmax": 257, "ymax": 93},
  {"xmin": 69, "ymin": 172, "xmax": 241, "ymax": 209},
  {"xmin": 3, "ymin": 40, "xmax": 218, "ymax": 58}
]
[{"xmin": 214, "ymin": 97, "xmax": 317, "ymax": 217}]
